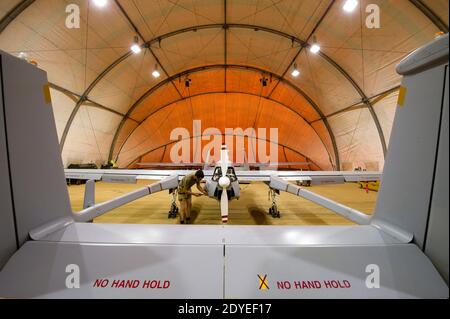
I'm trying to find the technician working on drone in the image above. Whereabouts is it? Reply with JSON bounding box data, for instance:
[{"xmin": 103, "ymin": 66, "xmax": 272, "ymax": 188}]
[{"xmin": 177, "ymin": 170, "xmax": 207, "ymax": 224}]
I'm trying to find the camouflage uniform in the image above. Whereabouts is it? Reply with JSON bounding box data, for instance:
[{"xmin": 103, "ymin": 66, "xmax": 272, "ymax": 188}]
[{"xmin": 178, "ymin": 173, "xmax": 200, "ymax": 201}]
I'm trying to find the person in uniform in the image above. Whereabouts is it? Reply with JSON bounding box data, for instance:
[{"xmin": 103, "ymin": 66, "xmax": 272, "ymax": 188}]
[{"xmin": 177, "ymin": 170, "xmax": 207, "ymax": 224}]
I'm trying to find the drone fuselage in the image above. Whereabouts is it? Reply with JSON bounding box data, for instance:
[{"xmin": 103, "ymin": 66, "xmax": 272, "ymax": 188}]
[{"xmin": 204, "ymin": 166, "xmax": 240, "ymax": 201}]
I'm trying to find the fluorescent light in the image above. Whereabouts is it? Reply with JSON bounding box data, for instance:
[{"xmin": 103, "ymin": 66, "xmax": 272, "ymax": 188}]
[
  {"xmin": 310, "ymin": 44, "xmax": 321, "ymax": 54},
  {"xmin": 291, "ymin": 63, "xmax": 300, "ymax": 77},
  {"xmin": 131, "ymin": 44, "xmax": 141, "ymax": 54},
  {"xmin": 93, "ymin": 0, "xmax": 107, "ymax": 7},
  {"xmin": 343, "ymin": 0, "xmax": 358, "ymax": 12},
  {"xmin": 152, "ymin": 64, "xmax": 161, "ymax": 78},
  {"xmin": 152, "ymin": 70, "xmax": 161, "ymax": 78},
  {"xmin": 18, "ymin": 52, "xmax": 28, "ymax": 60},
  {"xmin": 93, "ymin": 0, "xmax": 108, "ymax": 7}
]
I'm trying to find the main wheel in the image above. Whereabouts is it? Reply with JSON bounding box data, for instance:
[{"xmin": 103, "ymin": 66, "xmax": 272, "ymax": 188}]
[{"xmin": 272, "ymin": 207, "xmax": 278, "ymax": 218}]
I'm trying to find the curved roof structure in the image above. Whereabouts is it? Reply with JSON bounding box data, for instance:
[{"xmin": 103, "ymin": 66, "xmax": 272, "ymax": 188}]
[{"xmin": 0, "ymin": 0, "xmax": 448, "ymax": 170}]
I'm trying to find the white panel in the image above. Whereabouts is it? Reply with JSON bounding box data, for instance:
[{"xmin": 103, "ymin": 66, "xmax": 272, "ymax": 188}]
[
  {"xmin": 223, "ymin": 225, "xmax": 401, "ymax": 246},
  {"xmin": 2, "ymin": 224, "xmax": 447, "ymax": 298},
  {"xmin": 1, "ymin": 52, "xmax": 72, "ymax": 246},
  {"xmin": 373, "ymin": 64, "xmax": 447, "ymax": 248},
  {"xmin": 40, "ymin": 223, "xmax": 224, "ymax": 245},
  {"xmin": 0, "ymin": 241, "xmax": 223, "ymax": 299},
  {"xmin": 225, "ymin": 245, "xmax": 448, "ymax": 298},
  {"xmin": 0, "ymin": 54, "xmax": 17, "ymax": 269},
  {"xmin": 39, "ymin": 223, "xmax": 400, "ymax": 246},
  {"xmin": 425, "ymin": 66, "xmax": 449, "ymax": 284}
]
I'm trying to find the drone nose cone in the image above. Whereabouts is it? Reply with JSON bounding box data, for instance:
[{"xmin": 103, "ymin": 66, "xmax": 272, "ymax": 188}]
[{"xmin": 219, "ymin": 176, "xmax": 230, "ymax": 188}]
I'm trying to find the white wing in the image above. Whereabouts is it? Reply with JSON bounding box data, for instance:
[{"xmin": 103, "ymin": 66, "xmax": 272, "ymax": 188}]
[{"xmin": 65, "ymin": 168, "xmax": 381, "ymax": 184}]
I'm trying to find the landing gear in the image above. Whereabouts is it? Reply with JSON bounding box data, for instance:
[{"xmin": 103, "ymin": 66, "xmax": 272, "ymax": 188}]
[
  {"xmin": 268, "ymin": 188, "xmax": 281, "ymax": 218},
  {"xmin": 168, "ymin": 203, "xmax": 179, "ymax": 219},
  {"xmin": 168, "ymin": 189, "xmax": 179, "ymax": 219}
]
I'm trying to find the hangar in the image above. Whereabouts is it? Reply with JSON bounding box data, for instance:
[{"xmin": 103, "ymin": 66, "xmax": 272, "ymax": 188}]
[{"xmin": 0, "ymin": 0, "xmax": 448, "ymax": 299}]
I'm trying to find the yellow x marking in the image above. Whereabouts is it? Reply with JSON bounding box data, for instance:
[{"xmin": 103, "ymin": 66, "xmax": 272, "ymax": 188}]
[{"xmin": 258, "ymin": 274, "xmax": 269, "ymax": 290}]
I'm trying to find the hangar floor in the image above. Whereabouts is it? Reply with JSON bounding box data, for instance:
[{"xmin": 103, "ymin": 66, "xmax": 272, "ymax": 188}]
[{"xmin": 68, "ymin": 181, "xmax": 377, "ymax": 225}]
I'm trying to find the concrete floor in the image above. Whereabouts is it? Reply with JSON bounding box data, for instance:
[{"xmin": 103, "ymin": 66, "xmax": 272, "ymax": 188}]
[{"xmin": 67, "ymin": 181, "xmax": 378, "ymax": 225}]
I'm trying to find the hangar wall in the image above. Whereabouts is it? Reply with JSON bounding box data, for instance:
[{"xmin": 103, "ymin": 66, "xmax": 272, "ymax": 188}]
[{"xmin": 0, "ymin": 0, "xmax": 447, "ymax": 170}]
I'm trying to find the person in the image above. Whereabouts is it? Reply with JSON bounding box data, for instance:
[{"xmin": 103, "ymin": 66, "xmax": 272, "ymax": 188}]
[{"xmin": 177, "ymin": 170, "xmax": 207, "ymax": 224}]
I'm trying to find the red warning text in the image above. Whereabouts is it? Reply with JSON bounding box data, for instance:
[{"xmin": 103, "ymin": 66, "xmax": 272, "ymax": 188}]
[
  {"xmin": 93, "ymin": 279, "xmax": 171, "ymax": 289},
  {"xmin": 277, "ymin": 280, "xmax": 351, "ymax": 290}
]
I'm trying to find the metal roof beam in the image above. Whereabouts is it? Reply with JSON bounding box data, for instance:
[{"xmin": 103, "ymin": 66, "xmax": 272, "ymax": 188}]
[
  {"xmin": 409, "ymin": 0, "xmax": 449, "ymax": 33},
  {"xmin": 267, "ymin": 0, "xmax": 336, "ymax": 98},
  {"xmin": 0, "ymin": 0, "xmax": 35, "ymax": 33},
  {"xmin": 48, "ymin": 82, "xmax": 139, "ymax": 123},
  {"xmin": 310, "ymin": 85, "xmax": 401, "ymax": 123}
]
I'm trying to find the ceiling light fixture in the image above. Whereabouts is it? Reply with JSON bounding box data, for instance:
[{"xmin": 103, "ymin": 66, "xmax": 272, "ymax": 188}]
[
  {"xmin": 343, "ymin": 0, "xmax": 358, "ymax": 13},
  {"xmin": 131, "ymin": 36, "xmax": 141, "ymax": 54},
  {"xmin": 152, "ymin": 65, "xmax": 161, "ymax": 78},
  {"xmin": 291, "ymin": 64, "xmax": 300, "ymax": 77},
  {"xmin": 261, "ymin": 78, "xmax": 267, "ymax": 87},
  {"xmin": 310, "ymin": 44, "xmax": 321, "ymax": 54},
  {"xmin": 310, "ymin": 36, "xmax": 321, "ymax": 54},
  {"xmin": 18, "ymin": 52, "xmax": 28, "ymax": 60},
  {"xmin": 185, "ymin": 77, "xmax": 191, "ymax": 88},
  {"xmin": 93, "ymin": 0, "xmax": 108, "ymax": 7}
]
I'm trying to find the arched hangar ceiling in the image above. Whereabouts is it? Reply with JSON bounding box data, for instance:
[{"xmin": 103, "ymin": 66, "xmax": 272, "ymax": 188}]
[{"xmin": 0, "ymin": 0, "xmax": 448, "ymax": 170}]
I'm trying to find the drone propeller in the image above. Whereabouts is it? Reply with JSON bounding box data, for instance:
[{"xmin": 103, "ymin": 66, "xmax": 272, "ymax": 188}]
[{"xmin": 218, "ymin": 145, "xmax": 230, "ymax": 223}]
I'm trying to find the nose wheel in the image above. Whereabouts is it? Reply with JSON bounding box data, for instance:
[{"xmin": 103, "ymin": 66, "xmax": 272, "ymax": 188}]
[
  {"xmin": 268, "ymin": 188, "xmax": 281, "ymax": 218},
  {"xmin": 168, "ymin": 189, "xmax": 179, "ymax": 218}
]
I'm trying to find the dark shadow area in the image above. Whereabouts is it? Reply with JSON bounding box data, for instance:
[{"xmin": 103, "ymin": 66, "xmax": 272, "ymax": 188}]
[
  {"xmin": 248, "ymin": 207, "xmax": 270, "ymax": 225},
  {"xmin": 190, "ymin": 205, "xmax": 201, "ymax": 223}
]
